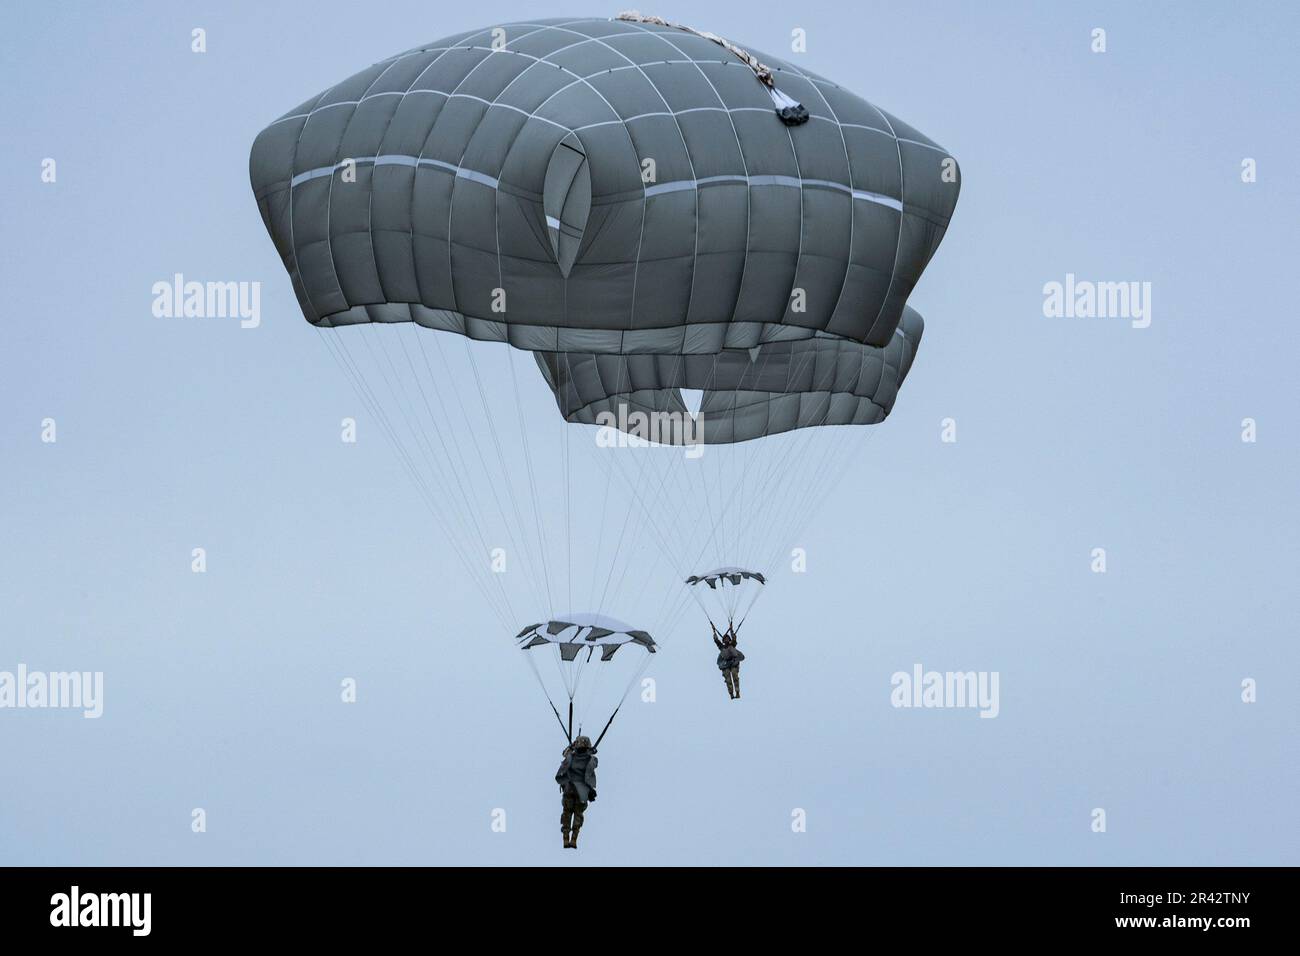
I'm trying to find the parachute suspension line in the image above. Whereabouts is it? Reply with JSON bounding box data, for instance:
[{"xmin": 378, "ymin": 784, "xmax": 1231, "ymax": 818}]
[
  {"xmin": 656, "ymin": 340, "xmax": 806, "ymax": 579},
  {"xmin": 743, "ymin": 433, "xmax": 836, "ymax": 580},
  {"xmin": 535, "ymin": 421, "xmax": 689, "ymax": 713},
  {"xmin": 593, "ymin": 703, "xmax": 621, "ymax": 750},
  {"xmin": 571, "ymin": 646, "xmax": 613, "ymax": 732},
  {"xmin": 592, "ymin": 640, "xmax": 660, "ymax": 751},
  {"xmin": 581, "ymin": 350, "xmax": 622, "ymax": 610},
  {"xmin": 366, "ymin": 328, "xmax": 521, "ymax": 626},
  {"xmin": 611, "ymin": 481, "xmax": 688, "ymax": 618},
  {"xmin": 317, "ymin": 332, "xmax": 464, "ymax": 588},
  {"xmin": 584, "ymin": 398, "xmax": 708, "ymax": 581},
  {"xmin": 575, "ymin": 350, "xmax": 826, "ymax": 642},
  {"xmin": 724, "ymin": 579, "xmax": 741, "ymax": 622},
  {"xmin": 587, "ymin": 416, "xmax": 676, "ymax": 624},
  {"xmin": 506, "ymin": 345, "xmax": 558, "ymax": 619},
  {"xmin": 590, "ymin": 664, "xmax": 636, "ymax": 750},
  {"xmin": 586, "ymin": 452, "xmax": 617, "ymax": 613},
  {"xmin": 736, "ymin": 428, "xmax": 823, "ymax": 574},
  {"xmin": 716, "ymin": 396, "xmax": 813, "ymax": 565},
  {"xmin": 589, "ymin": 476, "xmax": 649, "ymax": 649},
  {"xmin": 710, "ymin": 340, "xmax": 849, "ymax": 574},
  {"xmin": 563, "ymin": 389, "xmax": 573, "ymax": 615},
  {"xmin": 627, "ymin": 445, "xmax": 713, "ymax": 585},
  {"xmin": 557, "ymin": 650, "xmax": 576, "ymax": 702},
  {"xmin": 601, "ymin": 509, "xmax": 658, "ymax": 626},
  {"xmin": 657, "ymin": 410, "xmax": 853, "ymax": 627},
  {"xmin": 318, "ymin": 329, "xmax": 514, "ymax": 632},
  {"xmin": 566, "ymin": 522, "xmax": 655, "ymax": 717},
  {"xmin": 585, "ymin": 438, "xmax": 701, "ymax": 649},
  {"xmin": 607, "ymin": 442, "xmax": 692, "ymax": 575},
  {"xmin": 716, "ymin": 454, "xmax": 735, "ymax": 568},
  {"xmin": 577, "ymin": 348, "xmax": 696, "ymax": 572},
  {"xmin": 595, "ymin": 424, "xmax": 676, "ymax": 624},
  {"xmin": 694, "ymin": 299, "xmax": 786, "ymax": 575},
  {"xmin": 542, "ymin": 362, "xmax": 672, "ymax": 708},
  {"xmin": 686, "ymin": 581, "xmax": 724, "ymax": 634},
  {"xmin": 372, "ymin": 334, "xmax": 519, "ymax": 630},
  {"xmin": 417, "ymin": 329, "xmax": 549, "ymax": 618},
  {"xmin": 659, "ymin": 583, "xmax": 698, "ymax": 641},
  {"xmin": 639, "ymin": 370, "xmax": 719, "ymax": 559},
  {"xmin": 361, "ymin": 331, "xmax": 495, "ymax": 567},
  {"xmin": 387, "ymin": 328, "xmax": 528, "ymax": 619},
  {"xmin": 753, "ymin": 435, "xmax": 846, "ymax": 570},
  {"xmin": 749, "ymin": 358, "xmax": 878, "ymax": 567},
  {"xmin": 722, "ymin": 352, "xmax": 753, "ymax": 569},
  {"xmin": 567, "ymin": 353, "xmax": 691, "ymax": 605},
  {"xmin": 707, "ymin": 436, "xmax": 729, "ymax": 573},
  {"xmin": 588, "ymin": 438, "xmax": 691, "ymax": 580},
  {"xmin": 525, "ymin": 651, "xmax": 571, "ymax": 743},
  {"xmin": 736, "ymin": 393, "xmax": 751, "ymax": 569},
  {"xmin": 552, "ymin": 699, "xmax": 570, "ymax": 743},
  {"xmin": 486, "ymin": 343, "xmax": 651, "ymax": 713},
  {"xmin": 748, "ymin": 397, "xmax": 881, "ymax": 580},
  {"xmin": 320, "ymin": 332, "xmax": 438, "ymax": 503},
  {"xmin": 733, "ymin": 579, "xmax": 765, "ymax": 629},
  {"xmin": 659, "ymin": 585, "xmax": 696, "ymax": 647},
  {"xmin": 675, "ymin": 433, "xmax": 807, "ymax": 587},
  {"xmin": 733, "ymin": 579, "xmax": 752, "ymax": 622},
  {"xmin": 701, "ymin": 409, "xmax": 724, "ymax": 573},
  {"xmin": 569, "ymin": 434, "xmax": 670, "ymax": 723},
  {"xmin": 748, "ymin": 340, "xmax": 837, "ymax": 520},
  {"xmin": 759, "ymin": 427, "xmax": 880, "ymax": 580},
  {"xmin": 578, "ymin": 580, "xmax": 685, "ymax": 712}
]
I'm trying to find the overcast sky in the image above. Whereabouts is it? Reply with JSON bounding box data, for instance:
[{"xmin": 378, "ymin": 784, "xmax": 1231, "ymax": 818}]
[{"xmin": 2, "ymin": 0, "xmax": 1297, "ymax": 865}]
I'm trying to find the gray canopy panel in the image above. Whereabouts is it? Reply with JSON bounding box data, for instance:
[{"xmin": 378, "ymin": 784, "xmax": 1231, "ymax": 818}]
[
  {"xmin": 249, "ymin": 17, "xmax": 959, "ymax": 353},
  {"xmin": 534, "ymin": 304, "xmax": 923, "ymax": 443}
]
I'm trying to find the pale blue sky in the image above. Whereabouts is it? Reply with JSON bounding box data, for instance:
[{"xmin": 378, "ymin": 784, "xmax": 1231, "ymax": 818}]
[{"xmin": 2, "ymin": 1, "xmax": 1297, "ymax": 865}]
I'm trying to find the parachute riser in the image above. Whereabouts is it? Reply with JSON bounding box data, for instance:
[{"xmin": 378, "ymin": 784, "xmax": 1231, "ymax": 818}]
[
  {"xmin": 550, "ymin": 700, "xmax": 571, "ymax": 745},
  {"xmin": 593, "ymin": 704, "xmax": 622, "ymax": 750}
]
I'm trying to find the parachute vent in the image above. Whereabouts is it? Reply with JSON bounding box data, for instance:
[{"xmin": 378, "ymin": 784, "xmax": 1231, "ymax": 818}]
[{"xmin": 543, "ymin": 132, "xmax": 591, "ymax": 278}]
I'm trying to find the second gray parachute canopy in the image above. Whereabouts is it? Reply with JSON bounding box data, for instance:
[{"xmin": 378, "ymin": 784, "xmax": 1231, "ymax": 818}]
[
  {"xmin": 534, "ymin": 305, "xmax": 924, "ymax": 444},
  {"xmin": 249, "ymin": 16, "xmax": 960, "ymax": 355}
]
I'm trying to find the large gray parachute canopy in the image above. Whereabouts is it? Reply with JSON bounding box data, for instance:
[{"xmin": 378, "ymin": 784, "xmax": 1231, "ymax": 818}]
[
  {"xmin": 516, "ymin": 614, "xmax": 657, "ymax": 661},
  {"xmin": 249, "ymin": 16, "xmax": 959, "ymax": 355},
  {"xmin": 534, "ymin": 304, "xmax": 923, "ymax": 444}
]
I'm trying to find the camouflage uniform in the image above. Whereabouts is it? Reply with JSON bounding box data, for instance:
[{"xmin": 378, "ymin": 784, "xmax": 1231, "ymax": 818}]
[
  {"xmin": 721, "ymin": 662, "xmax": 740, "ymax": 698},
  {"xmin": 555, "ymin": 737, "xmax": 598, "ymax": 848},
  {"xmin": 561, "ymin": 790, "xmax": 587, "ymax": 841},
  {"xmin": 714, "ymin": 631, "xmax": 746, "ymax": 699}
]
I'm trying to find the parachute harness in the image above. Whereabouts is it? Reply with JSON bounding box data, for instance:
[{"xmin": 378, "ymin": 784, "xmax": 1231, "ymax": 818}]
[{"xmin": 615, "ymin": 11, "xmax": 810, "ymax": 125}]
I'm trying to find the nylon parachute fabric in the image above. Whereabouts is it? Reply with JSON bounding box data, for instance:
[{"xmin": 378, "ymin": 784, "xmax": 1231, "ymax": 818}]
[{"xmin": 249, "ymin": 16, "xmax": 959, "ymax": 356}]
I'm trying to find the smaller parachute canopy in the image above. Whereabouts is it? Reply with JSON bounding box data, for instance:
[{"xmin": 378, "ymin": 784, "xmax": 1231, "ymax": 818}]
[
  {"xmin": 516, "ymin": 613, "xmax": 656, "ymax": 662},
  {"xmin": 686, "ymin": 568, "xmax": 767, "ymax": 589}
]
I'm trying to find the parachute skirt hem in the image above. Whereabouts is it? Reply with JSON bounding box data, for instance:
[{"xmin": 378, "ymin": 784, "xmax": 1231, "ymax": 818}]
[{"xmin": 312, "ymin": 302, "xmax": 883, "ymax": 356}]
